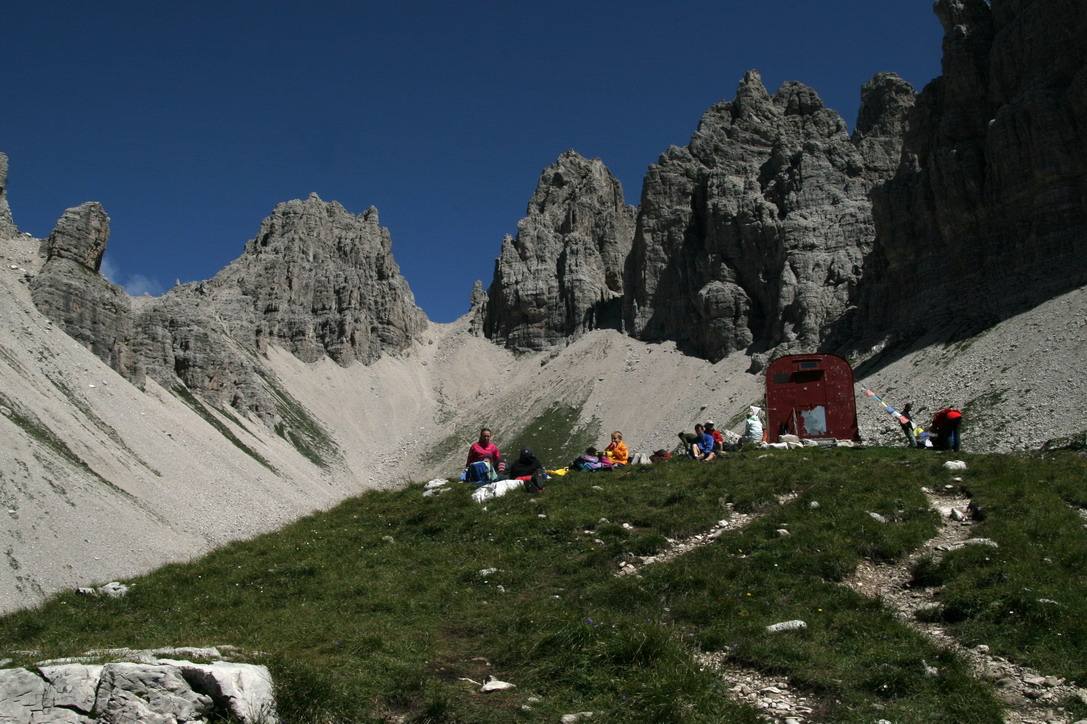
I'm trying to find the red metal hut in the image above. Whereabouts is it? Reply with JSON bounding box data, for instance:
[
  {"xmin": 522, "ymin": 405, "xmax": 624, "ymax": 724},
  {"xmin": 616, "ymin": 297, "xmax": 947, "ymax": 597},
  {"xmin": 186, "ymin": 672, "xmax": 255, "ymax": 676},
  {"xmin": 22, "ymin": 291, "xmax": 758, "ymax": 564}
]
[{"xmin": 764, "ymin": 354, "xmax": 859, "ymax": 443}]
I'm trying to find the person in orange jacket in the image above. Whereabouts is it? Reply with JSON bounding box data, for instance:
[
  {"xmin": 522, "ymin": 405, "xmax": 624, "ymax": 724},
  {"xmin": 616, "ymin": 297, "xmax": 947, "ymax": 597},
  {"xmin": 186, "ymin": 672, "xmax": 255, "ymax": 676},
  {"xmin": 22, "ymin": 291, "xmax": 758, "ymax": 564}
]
[{"xmin": 603, "ymin": 431, "xmax": 629, "ymax": 466}]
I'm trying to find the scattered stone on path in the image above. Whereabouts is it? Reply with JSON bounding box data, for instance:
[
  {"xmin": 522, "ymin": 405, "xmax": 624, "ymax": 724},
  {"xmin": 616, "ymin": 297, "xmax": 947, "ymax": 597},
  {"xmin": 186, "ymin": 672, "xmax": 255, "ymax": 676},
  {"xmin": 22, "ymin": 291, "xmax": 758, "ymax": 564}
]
[
  {"xmin": 480, "ymin": 676, "xmax": 516, "ymax": 692},
  {"xmin": 766, "ymin": 620, "xmax": 807, "ymax": 633}
]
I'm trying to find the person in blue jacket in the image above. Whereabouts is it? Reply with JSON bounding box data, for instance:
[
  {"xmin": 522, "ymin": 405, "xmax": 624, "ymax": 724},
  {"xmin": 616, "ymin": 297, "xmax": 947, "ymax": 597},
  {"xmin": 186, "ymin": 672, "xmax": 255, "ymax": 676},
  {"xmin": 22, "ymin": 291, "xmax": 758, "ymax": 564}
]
[{"xmin": 691, "ymin": 424, "xmax": 717, "ymax": 461}]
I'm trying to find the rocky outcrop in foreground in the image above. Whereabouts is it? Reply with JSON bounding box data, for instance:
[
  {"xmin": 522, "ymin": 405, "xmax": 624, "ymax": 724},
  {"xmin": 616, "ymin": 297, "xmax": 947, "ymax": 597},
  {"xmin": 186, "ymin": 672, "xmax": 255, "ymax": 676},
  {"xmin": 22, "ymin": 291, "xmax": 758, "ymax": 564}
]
[
  {"xmin": 485, "ymin": 151, "xmax": 636, "ymax": 350},
  {"xmin": 0, "ymin": 648, "xmax": 275, "ymax": 724}
]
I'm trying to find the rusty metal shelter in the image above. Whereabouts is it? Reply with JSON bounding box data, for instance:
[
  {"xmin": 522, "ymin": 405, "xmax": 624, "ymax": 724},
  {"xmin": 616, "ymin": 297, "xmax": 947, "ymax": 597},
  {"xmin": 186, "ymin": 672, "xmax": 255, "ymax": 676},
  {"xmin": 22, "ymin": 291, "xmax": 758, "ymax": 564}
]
[{"xmin": 764, "ymin": 354, "xmax": 859, "ymax": 443}]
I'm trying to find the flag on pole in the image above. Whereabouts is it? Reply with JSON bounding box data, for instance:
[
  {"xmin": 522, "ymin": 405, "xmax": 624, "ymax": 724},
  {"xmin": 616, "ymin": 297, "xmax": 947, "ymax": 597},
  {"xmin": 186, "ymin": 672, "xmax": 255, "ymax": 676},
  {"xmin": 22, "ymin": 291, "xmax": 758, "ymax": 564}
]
[{"xmin": 863, "ymin": 389, "xmax": 929, "ymax": 445}]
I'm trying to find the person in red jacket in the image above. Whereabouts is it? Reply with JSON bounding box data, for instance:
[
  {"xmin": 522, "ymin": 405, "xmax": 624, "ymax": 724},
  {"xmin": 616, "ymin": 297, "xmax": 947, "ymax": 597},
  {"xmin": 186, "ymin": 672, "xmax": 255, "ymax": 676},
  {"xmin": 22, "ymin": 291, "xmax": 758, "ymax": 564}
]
[
  {"xmin": 705, "ymin": 420, "xmax": 725, "ymax": 452},
  {"xmin": 930, "ymin": 408, "xmax": 963, "ymax": 451}
]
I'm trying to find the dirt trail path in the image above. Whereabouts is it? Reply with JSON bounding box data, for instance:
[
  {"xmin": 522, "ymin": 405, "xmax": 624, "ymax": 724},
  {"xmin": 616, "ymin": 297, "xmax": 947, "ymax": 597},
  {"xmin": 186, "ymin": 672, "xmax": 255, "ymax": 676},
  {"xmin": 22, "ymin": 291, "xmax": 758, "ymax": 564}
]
[
  {"xmin": 619, "ymin": 478, "xmax": 1087, "ymax": 723},
  {"xmin": 618, "ymin": 493, "xmax": 823, "ymax": 722},
  {"xmin": 844, "ymin": 479, "xmax": 1087, "ymax": 724}
]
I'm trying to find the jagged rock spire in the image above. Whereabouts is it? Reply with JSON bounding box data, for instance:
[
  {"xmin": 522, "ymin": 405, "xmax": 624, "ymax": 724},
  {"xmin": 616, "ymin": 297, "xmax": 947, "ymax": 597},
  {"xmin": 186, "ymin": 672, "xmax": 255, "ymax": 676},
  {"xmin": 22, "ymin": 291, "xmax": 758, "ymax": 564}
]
[
  {"xmin": 484, "ymin": 150, "xmax": 636, "ymax": 350},
  {"xmin": 625, "ymin": 70, "xmax": 908, "ymax": 364}
]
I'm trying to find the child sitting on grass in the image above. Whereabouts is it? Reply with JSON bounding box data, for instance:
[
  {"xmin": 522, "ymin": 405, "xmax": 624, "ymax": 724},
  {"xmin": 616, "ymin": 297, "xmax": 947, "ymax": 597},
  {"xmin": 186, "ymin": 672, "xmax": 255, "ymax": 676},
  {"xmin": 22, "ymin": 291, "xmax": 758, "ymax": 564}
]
[{"xmin": 603, "ymin": 431, "xmax": 629, "ymax": 466}]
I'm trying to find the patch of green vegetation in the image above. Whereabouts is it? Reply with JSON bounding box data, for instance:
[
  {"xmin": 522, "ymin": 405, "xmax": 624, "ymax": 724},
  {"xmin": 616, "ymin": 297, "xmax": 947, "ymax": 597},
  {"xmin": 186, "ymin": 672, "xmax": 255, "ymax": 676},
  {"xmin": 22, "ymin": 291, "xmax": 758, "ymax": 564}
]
[
  {"xmin": 907, "ymin": 452, "xmax": 1087, "ymax": 685},
  {"xmin": 422, "ymin": 420, "xmax": 469, "ymax": 469},
  {"xmin": 0, "ymin": 345, "xmax": 30, "ymax": 376},
  {"xmin": 1040, "ymin": 430, "xmax": 1087, "ymax": 452},
  {"xmin": 424, "ymin": 401, "xmax": 599, "ymax": 472},
  {"xmin": 0, "ymin": 392, "xmax": 136, "ymax": 501},
  {"xmin": 7, "ymin": 448, "xmax": 1079, "ymax": 720},
  {"xmin": 210, "ymin": 398, "xmax": 256, "ymax": 435},
  {"xmin": 171, "ymin": 385, "xmax": 276, "ymax": 474},
  {"xmin": 941, "ymin": 327, "xmax": 991, "ymax": 362},
  {"xmin": 723, "ymin": 399, "xmax": 764, "ymax": 436},
  {"xmin": 258, "ymin": 372, "xmax": 340, "ymax": 470},
  {"xmin": 502, "ymin": 402, "xmax": 600, "ymax": 469},
  {"xmin": 44, "ymin": 371, "xmax": 161, "ymax": 477},
  {"xmin": 961, "ymin": 388, "xmax": 1009, "ymax": 435}
]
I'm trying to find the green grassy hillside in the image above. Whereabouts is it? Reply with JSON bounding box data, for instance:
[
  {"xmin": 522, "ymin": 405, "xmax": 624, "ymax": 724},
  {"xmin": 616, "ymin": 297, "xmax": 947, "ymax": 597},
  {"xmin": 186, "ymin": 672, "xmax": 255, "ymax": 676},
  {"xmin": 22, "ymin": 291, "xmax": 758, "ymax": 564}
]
[{"xmin": 3, "ymin": 448, "xmax": 1086, "ymax": 723}]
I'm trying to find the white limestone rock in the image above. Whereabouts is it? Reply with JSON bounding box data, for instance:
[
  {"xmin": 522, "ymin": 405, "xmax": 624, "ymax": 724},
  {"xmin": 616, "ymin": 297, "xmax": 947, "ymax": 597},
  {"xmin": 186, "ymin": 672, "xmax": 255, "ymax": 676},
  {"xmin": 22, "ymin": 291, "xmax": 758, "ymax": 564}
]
[{"xmin": 159, "ymin": 659, "xmax": 278, "ymax": 723}]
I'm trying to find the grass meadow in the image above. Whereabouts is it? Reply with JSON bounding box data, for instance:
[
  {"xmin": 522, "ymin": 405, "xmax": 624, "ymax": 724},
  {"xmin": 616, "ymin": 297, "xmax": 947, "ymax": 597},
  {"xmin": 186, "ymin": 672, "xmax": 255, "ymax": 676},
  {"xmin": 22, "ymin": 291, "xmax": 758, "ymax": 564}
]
[{"xmin": 2, "ymin": 447, "xmax": 1086, "ymax": 723}]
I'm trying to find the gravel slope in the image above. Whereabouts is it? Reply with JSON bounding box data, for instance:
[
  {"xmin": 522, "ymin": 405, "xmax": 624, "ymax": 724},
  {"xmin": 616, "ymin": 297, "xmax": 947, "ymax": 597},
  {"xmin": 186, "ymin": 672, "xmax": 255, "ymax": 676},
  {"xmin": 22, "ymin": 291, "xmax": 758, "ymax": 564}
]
[{"xmin": 1, "ymin": 225, "xmax": 1084, "ymax": 613}]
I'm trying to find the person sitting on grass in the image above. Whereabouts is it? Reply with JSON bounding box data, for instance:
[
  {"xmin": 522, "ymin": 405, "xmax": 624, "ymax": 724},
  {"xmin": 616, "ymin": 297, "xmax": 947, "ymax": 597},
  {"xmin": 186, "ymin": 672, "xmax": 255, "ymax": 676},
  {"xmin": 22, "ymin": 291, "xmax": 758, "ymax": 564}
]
[
  {"xmin": 573, "ymin": 447, "xmax": 612, "ymax": 471},
  {"xmin": 466, "ymin": 427, "xmax": 506, "ymax": 477},
  {"xmin": 473, "ymin": 455, "xmax": 499, "ymax": 484},
  {"xmin": 705, "ymin": 420, "xmax": 725, "ymax": 452},
  {"xmin": 509, "ymin": 446, "xmax": 548, "ymax": 492},
  {"xmin": 509, "ymin": 446, "xmax": 544, "ymax": 479},
  {"xmin": 692, "ymin": 424, "xmax": 717, "ymax": 461},
  {"xmin": 740, "ymin": 407, "xmax": 764, "ymax": 444},
  {"xmin": 602, "ymin": 431, "xmax": 629, "ymax": 466}
]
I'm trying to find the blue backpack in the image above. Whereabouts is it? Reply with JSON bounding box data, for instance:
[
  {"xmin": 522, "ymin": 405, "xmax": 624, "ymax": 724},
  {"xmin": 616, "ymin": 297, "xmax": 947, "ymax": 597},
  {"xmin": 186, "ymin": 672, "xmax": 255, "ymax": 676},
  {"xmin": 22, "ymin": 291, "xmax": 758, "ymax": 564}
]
[{"xmin": 465, "ymin": 460, "xmax": 495, "ymax": 484}]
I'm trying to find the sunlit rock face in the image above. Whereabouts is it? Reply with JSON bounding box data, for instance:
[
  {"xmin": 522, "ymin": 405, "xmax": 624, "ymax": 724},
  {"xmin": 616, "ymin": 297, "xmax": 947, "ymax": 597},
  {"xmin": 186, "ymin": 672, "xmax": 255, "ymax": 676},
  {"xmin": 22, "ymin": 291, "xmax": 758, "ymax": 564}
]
[
  {"xmin": 29, "ymin": 202, "xmax": 144, "ymax": 385},
  {"xmin": 485, "ymin": 150, "xmax": 636, "ymax": 351},
  {"xmin": 198, "ymin": 194, "xmax": 427, "ymax": 366},
  {"xmin": 27, "ymin": 192, "xmax": 426, "ymax": 427},
  {"xmin": 131, "ymin": 194, "xmax": 427, "ymax": 423},
  {"xmin": 0, "ymin": 152, "xmax": 16, "ymax": 238},
  {"xmin": 625, "ymin": 70, "xmax": 911, "ymax": 363}
]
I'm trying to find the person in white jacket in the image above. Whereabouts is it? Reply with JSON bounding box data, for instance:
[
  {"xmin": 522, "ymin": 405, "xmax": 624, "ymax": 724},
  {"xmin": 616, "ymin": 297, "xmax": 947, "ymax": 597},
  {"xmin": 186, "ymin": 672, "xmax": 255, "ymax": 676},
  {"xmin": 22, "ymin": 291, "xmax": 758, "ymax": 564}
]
[{"xmin": 742, "ymin": 406, "xmax": 764, "ymax": 444}]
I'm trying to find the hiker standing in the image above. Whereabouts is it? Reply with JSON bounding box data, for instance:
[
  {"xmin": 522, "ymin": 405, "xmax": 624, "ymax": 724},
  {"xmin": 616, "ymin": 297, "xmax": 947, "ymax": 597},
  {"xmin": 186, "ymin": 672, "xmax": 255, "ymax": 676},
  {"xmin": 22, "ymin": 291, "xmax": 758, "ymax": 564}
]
[
  {"xmin": 900, "ymin": 403, "xmax": 918, "ymax": 447},
  {"xmin": 930, "ymin": 408, "xmax": 963, "ymax": 451}
]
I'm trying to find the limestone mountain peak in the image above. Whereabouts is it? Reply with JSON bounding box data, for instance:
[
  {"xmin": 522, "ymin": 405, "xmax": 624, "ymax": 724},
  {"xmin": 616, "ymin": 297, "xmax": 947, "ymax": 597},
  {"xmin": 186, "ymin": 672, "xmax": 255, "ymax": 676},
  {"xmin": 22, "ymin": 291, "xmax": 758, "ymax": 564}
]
[{"xmin": 484, "ymin": 150, "xmax": 636, "ymax": 350}]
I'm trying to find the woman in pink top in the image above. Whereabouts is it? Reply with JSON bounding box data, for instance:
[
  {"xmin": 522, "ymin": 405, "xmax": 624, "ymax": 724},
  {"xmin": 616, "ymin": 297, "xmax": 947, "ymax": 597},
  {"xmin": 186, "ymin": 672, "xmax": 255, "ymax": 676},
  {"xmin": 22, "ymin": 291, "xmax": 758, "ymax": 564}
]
[{"xmin": 467, "ymin": 428, "xmax": 505, "ymax": 473}]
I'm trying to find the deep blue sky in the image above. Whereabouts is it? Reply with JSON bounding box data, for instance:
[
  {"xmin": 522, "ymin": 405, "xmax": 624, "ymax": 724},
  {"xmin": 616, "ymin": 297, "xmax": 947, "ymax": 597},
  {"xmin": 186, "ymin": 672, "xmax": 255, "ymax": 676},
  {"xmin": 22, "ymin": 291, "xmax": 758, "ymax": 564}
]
[{"xmin": 3, "ymin": 2, "xmax": 943, "ymax": 322}]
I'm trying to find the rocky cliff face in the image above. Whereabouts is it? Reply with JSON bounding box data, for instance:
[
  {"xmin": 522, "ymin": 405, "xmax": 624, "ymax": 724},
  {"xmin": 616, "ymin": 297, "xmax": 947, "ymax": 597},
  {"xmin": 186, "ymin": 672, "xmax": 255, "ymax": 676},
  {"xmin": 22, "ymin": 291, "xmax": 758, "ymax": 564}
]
[
  {"xmin": 482, "ymin": 0, "xmax": 1086, "ymax": 366},
  {"xmin": 483, "ymin": 76, "xmax": 913, "ymax": 362},
  {"xmin": 484, "ymin": 151, "xmax": 636, "ymax": 350},
  {"xmin": 19, "ymin": 0, "xmax": 1087, "ymax": 395},
  {"xmin": 624, "ymin": 71, "xmax": 913, "ymax": 364},
  {"xmin": 855, "ymin": 0, "xmax": 1087, "ymax": 344},
  {"xmin": 28, "ymin": 203, "xmax": 144, "ymax": 384},
  {"xmin": 0, "ymin": 153, "xmax": 16, "ymax": 239},
  {"xmin": 209, "ymin": 195, "xmax": 427, "ymax": 366},
  {"xmin": 28, "ymin": 192, "xmax": 426, "ymax": 428}
]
